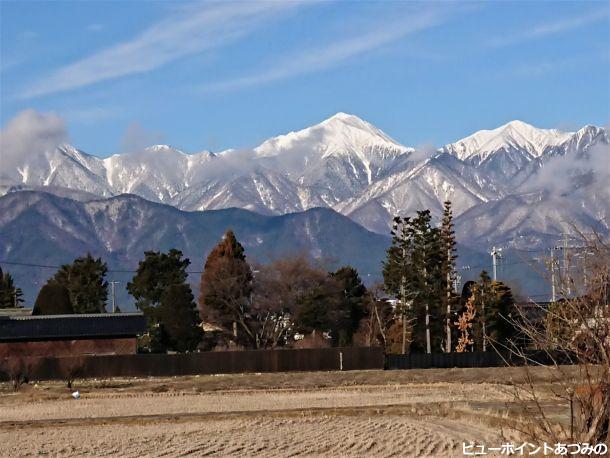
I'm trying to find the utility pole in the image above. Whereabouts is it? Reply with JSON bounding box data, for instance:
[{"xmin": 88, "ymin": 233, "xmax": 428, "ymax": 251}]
[
  {"xmin": 550, "ymin": 249, "xmax": 557, "ymax": 302},
  {"xmin": 482, "ymin": 295, "xmax": 487, "ymax": 352},
  {"xmin": 563, "ymin": 232, "xmax": 570, "ymax": 295},
  {"xmin": 426, "ymin": 304, "xmax": 431, "ymax": 354},
  {"xmin": 445, "ymin": 262, "xmax": 454, "ymax": 353},
  {"xmin": 400, "ymin": 288, "xmax": 407, "ymax": 355},
  {"xmin": 423, "ymin": 249, "xmax": 430, "ymax": 355},
  {"xmin": 400, "ymin": 244, "xmax": 408, "ymax": 355},
  {"xmin": 453, "ymin": 274, "xmax": 461, "ymax": 294},
  {"xmin": 109, "ymin": 281, "xmax": 119, "ymax": 313},
  {"xmin": 582, "ymin": 251, "xmax": 588, "ymax": 290},
  {"xmin": 490, "ymin": 246, "xmax": 502, "ymax": 281}
]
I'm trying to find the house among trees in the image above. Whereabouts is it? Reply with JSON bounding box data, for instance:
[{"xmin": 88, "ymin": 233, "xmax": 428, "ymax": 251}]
[{"xmin": 0, "ymin": 311, "xmax": 146, "ymax": 358}]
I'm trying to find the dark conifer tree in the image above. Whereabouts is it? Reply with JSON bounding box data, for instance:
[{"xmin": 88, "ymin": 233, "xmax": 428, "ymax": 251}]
[
  {"xmin": 383, "ymin": 216, "xmax": 417, "ymax": 353},
  {"xmin": 466, "ymin": 271, "xmax": 518, "ymax": 351},
  {"xmin": 0, "ymin": 267, "xmax": 24, "ymax": 308},
  {"xmin": 127, "ymin": 249, "xmax": 192, "ymax": 352},
  {"xmin": 127, "ymin": 249, "xmax": 190, "ymax": 317},
  {"xmin": 295, "ymin": 277, "xmax": 342, "ymax": 337},
  {"xmin": 383, "ymin": 216, "xmax": 415, "ymax": 298},
  {"xmin": 51, "ymin": 254, "xmax": 108, "ymax": 313},
  {"xmin": 408, "ymin": 210, "xmax": 444, "ymax": 352},
  {"xmin": 330, "ymin": 266, "xmax": 367, "ymax": 346},
  {"xmin": 32, "ymin": 283, "xmax": 74, "ymax": 315},
  {"xmin": 471, "ymin": 270, "xmax": 493, "ymax": 351},
  {"xmin": 157, "ymin": 283, "xmax": 203, "ymax": 352},
  {"xmin": 440, "ymin": 201, "xmax": 459, "ymax": 351},
  {"xmin": 486, "ymin": 280, "xmax": 517, "ymax": 348}
]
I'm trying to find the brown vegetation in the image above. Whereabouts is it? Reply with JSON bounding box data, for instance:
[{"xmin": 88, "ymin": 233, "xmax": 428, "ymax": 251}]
[{"xmin": 0, "ymin": 366, "xmax": 566, "ymax": 457}]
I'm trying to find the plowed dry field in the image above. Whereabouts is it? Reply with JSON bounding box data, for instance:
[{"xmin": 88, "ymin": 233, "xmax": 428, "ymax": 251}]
[{"xmin": 0, "ymin": 367, "xmax": 567, "ymax": 457}]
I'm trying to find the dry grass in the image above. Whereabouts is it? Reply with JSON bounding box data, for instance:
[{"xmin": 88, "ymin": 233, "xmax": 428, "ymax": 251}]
[{"xmin": 0, "ymin": 366, "xmax": 571, "ymax": 457}]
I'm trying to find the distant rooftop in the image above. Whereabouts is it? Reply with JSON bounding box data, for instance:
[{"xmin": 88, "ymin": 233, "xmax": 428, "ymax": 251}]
[
  {"xmin": 0, "ymin": 307, "xmax": 32, "ymax": 317},
  {"xmin": 0, "ymin": 313, "xmax": 146, "ymax": 342}
]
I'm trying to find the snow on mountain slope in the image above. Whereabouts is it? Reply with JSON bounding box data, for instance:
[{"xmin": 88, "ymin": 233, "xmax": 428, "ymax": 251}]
[
  {"xmin": 0, "ymin": 191, "xmax": 391, "ymax": 306},
  {"xmin": 454, "ymin": 186, "xmax": 610, "ymax": 251},
  {"xmin": 442, "ymin": 120, "xmax": 573, "ymax": 164},
  {"xmin": 0, "ymin": 144, "xmax": 113, "ymax": 197},
  {"xmin": 441, "ymin": 121, "xmax": 608, "ymax": 189},
  {"xmin": 170, "ymin": 166, "xmax": 319, "ymax": 214},
  {"xmin": 1, "ymin": 113, "xmax": 607, "ymax": 242},
  {"xmin": 337, "ymin": 153, "xmax": 504, "ymax": 232},
  {"xmin": 103, "ymin": 145, "xmax": 215, "ymax": 202},
  {"xmin": 254, "ymin": 113, "xmax": 413, "ymax": 204}
]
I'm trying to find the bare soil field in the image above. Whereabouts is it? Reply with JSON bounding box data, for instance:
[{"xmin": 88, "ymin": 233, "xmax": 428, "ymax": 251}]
[{"xmin": 0, "ymin": 366, "xmax": 570, "ymax": 457}]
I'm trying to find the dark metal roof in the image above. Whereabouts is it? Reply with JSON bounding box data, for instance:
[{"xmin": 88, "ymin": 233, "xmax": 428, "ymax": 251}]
[{"xmin": 0, "ymin": 313, "xmax": 146, "ymax": 342}]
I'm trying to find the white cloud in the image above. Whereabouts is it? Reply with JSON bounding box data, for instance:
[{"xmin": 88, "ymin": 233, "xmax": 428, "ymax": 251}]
[
  {"xmin": 120, "ymin": 122, "xmax": 165, "ymax": 153},
  {"xmin": 523, "ymin": 137, "xmax": 610, "ymax": 197},
  {"xmin": 21, "ymin": 1, "xmax": 305, "ymax": 99},
  {"xmin": 202, "ymin": 6, "xmax": 453, "ymax": 93},
  {"xmin": 488, "ymin": 9, "xmax": 609, "ymax": 47},
  {"xmin": 0, "ymin": 109, "xmax": 68, "ymax": 167}
]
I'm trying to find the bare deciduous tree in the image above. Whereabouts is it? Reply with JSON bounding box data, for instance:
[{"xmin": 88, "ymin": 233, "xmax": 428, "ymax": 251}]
[{"xmin": 505, "ymin": 229, "xmax": 609, "ymax": 447}]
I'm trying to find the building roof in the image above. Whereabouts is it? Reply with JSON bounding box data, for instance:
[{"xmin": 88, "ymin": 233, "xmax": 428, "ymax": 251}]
[
  {"xmin": 0, "ymin": 307, "xmax": 32, "ymax": 317},
  {"xmin": 0, "ymin": 313, "xmax": 147, "ymax": 342}
]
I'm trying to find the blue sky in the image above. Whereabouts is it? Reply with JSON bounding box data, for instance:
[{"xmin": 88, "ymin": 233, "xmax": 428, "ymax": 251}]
[{"xmin": 1, "ymin": 0, "xmax": 609, "ymax": 157}]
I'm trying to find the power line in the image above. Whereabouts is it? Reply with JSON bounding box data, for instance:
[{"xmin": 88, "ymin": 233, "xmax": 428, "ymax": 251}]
[
  {"xmin": 457, "ymin": 259, "xmax": 542, "ymax": 271},
  {"xmin": 0, "ymin": 260, "xmax": 204, "ymax": 274}
]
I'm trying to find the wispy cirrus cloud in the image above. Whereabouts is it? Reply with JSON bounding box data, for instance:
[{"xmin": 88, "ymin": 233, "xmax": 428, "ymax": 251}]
[
  {"xmin": 201, "ymin": 6, "xmax": 456, "ymax": 93},
  {"xmin": 488, "ymin": 8, "xmax": 609, "ymax": 47},
  {"xmin": 20, "ymin": 1, "xmax": 306, "ymax": 99}
]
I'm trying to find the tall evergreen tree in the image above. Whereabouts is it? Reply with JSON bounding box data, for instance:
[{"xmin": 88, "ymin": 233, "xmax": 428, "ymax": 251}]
[
  {"xmin": 383, "ymin": 207, "xmax": 459, "ymax": 353},
  {"xmin": 157, "ymin": 284, "xmax": 203, "ymax": 352},
  {"xmin": 127, "ymin": 249, "xmax": 193, "ymax": 352},
  {"xmin": 294, "ymin": 276, "xmax": 343, "ymax": 339},
  {"xmin": 329, "ymin": 266, "xmax": 367, "ymax": 346},
  {"xmin": 51, "ymin": 254, "xmax": 108, "ymax": 313},
  {"xmin": 0, "ymin": 267, "xmax": 24, "ymax": 308},
  {"xmin": 470, "ymin": 270, "xmax": 493, "ymax": 351},
  {"xmin": 486, "ymin": 280, "xmax": 517, "ymax": 348},
  {"xmin": 127, "ymin": 249, "xmax": 190, "ymax": 316},
  {"xmin": 383, "ymin": 216, "xmax": 414, "ymax": 305},
  {"xmin": 199, "ymin": 230, "xmax": 254, "ymax": 346},
  {"xmin": 440, "ymin": 201, "xmax": 458, "ymax": 351},
  {"xmin": 408, "ymin": 210, "xmax": 445, "ymax": 352},
  {"xmin": 465, "ymin": 271, "xmax": 517, "ymax": 351},
  {"xmin": 383, "ymin": 216, "xmax": 416, "ymax": 353}
]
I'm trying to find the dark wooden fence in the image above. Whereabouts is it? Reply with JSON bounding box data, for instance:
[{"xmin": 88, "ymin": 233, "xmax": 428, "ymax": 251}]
[
  {"xmin": 0, "ymin": 347, "xmax": 384, "ymax": 382},
  {"xmin": 385, "ymin": 350, "xmax": 573, "ymax": 370}
]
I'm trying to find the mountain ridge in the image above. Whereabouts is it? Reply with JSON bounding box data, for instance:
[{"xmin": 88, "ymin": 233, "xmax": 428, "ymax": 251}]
[{"xmin": 1, "ymin": 113, "xmax": 608, "ymax": 241}]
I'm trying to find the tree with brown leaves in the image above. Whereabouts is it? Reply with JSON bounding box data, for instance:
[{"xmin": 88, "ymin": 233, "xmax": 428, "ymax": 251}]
[{"xmin": 199, "ymin": 230, "xmax": 254, "ymax": 347}]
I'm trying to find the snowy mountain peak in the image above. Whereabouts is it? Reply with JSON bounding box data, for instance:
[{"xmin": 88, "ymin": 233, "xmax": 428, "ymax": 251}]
[
  {"xmin": 254, "ymin": 112, "xmax": 408, "ymax": 159},
  {"xmin": 442, "ymin": 120, "xmax": 574, "ymax": 163},
  {"xmin": 144, "ymin": 144, "xmax": 185, "ymax": 154},
  {"xmin": 325, "ymin": 111, "xmax": 357, "ymax": 122}
]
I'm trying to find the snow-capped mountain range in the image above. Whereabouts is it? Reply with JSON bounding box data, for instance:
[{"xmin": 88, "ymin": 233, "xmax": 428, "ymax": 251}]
[{"xmin": 1, "ymin": 113, "xmax": 608, "ymax": 247}]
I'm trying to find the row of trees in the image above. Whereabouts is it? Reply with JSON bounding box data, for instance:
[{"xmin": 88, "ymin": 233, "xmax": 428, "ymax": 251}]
[
  {"xmin": 455, "ymin": 271, "xmax": 516, "ymax": 353},
  {"xmin": 25, "ymin": 231, "xmax": 370, "ymax": 353},
  {"xmin": 198, "ymin": 232, "xmax": 367, "ymax": 350},
  {"xmin": 382, "ymin": 201, "xmax": 517, "ymax": 353},
  {"xmin": 30, "ymin": 254, "xmax": 108, "ymax": 315},
  {"xmin": 8, "ymin": 199, "xmax": 518, "ymax": 354}
]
